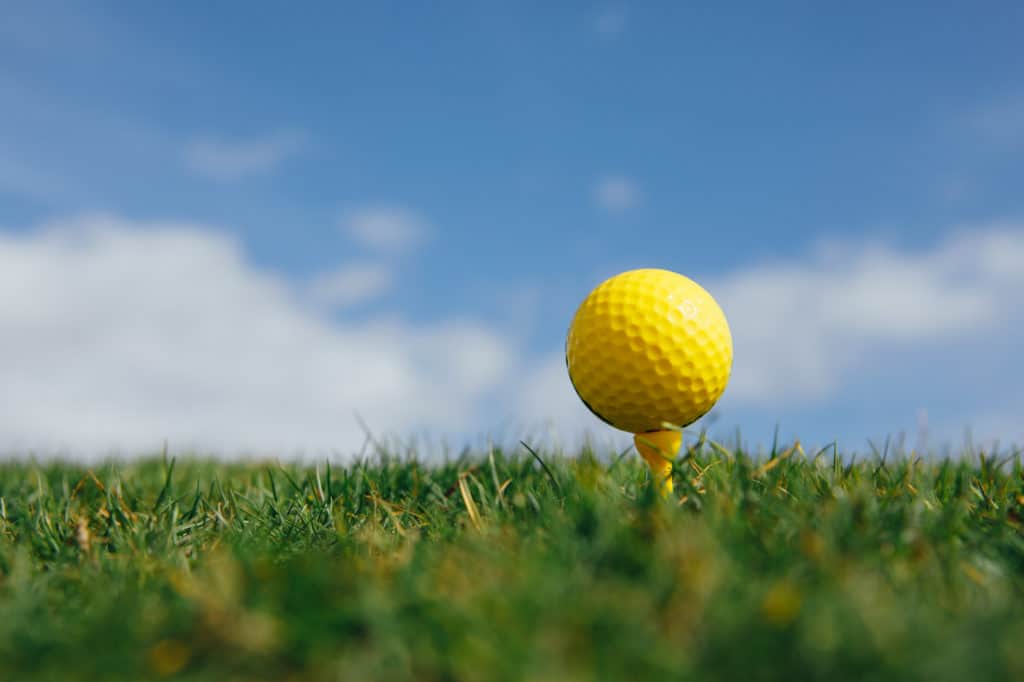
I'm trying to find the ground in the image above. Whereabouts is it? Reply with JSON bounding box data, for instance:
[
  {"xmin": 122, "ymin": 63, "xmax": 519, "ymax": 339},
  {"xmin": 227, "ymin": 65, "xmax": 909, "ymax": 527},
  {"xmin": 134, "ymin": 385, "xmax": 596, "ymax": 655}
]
[{"xmin": 0, "ymin": 439, "xmax": 1022, "ymax": 681}]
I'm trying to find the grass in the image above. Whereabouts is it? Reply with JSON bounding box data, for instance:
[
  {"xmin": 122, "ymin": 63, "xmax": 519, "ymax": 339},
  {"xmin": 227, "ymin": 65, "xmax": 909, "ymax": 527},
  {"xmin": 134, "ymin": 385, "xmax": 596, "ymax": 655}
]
[{"xmin": 0, "ymin": 438, "xmax": 1023, "ymax": 681}]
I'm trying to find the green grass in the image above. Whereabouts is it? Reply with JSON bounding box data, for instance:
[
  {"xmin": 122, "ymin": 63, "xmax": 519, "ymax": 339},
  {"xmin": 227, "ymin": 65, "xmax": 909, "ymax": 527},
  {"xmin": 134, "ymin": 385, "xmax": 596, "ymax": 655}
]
[{"xmin": 1, "ymin": 439, "xmax": 1023, "ymax": 681}]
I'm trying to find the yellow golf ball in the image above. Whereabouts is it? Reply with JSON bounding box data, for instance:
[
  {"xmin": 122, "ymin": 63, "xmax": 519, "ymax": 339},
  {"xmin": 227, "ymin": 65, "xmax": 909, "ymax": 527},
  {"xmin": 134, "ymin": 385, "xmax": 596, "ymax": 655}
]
[{"xmin": 566, "ymin": 268, "xmax": 733, "ymax": 434}]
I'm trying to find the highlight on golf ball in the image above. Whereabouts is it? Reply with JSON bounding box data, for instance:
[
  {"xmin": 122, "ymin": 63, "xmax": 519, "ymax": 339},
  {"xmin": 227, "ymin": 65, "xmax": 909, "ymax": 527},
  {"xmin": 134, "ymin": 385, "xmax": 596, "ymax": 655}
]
[{"xmin": 566, "ymin": 268, "xmax": 733, "ymax": 490}]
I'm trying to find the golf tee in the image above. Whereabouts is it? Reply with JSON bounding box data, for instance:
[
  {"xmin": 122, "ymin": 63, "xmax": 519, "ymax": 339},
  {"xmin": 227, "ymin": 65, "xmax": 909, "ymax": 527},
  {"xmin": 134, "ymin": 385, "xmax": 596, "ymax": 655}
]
[{"xmin": 634, "ymin": 430, "xmax": 682, "ymax": 496}]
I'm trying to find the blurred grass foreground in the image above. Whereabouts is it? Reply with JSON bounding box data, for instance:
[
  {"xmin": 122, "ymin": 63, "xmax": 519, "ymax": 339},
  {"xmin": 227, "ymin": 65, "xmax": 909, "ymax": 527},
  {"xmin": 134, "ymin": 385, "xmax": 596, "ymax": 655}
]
[{"xmin": 0, "ymin": 442, "xmax": 1023, "ymax": 681}]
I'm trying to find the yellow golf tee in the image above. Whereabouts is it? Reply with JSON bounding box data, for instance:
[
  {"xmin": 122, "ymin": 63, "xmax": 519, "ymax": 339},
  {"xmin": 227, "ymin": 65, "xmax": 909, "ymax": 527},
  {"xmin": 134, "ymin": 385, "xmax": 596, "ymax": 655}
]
[{"xmin": 633, "ymin": 430, "xmax": 682, "ymax": 496}]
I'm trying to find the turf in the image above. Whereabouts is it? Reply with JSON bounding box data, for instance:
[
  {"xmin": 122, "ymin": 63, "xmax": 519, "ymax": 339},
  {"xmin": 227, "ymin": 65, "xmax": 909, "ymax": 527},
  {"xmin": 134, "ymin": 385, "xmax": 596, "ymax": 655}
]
[{"xmin": 0, "ymin": 439, "xmax": 1022, "ymax": 681}]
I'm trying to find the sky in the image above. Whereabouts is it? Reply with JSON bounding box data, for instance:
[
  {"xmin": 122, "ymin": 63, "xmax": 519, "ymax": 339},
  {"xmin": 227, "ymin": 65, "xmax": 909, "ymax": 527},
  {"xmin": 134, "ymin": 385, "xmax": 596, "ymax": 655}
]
[{"xmin": 2, "ymin": 1, "xmax": 1023, "ymax": 458}]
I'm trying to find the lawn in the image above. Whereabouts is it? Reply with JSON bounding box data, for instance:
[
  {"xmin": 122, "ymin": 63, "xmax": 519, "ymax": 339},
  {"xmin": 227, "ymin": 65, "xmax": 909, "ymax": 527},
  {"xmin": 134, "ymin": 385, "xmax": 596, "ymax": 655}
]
[{"xmin": 0, "ymin": 438, "xmax": 1022, "ymax": 681}]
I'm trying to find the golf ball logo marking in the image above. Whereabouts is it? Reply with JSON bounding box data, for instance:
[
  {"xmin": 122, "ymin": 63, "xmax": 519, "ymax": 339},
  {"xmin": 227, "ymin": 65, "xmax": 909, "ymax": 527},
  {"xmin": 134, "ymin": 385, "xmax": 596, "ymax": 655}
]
[{"xmin": 566, "ymin": 269, "xmax": 733, "ymax": 434}]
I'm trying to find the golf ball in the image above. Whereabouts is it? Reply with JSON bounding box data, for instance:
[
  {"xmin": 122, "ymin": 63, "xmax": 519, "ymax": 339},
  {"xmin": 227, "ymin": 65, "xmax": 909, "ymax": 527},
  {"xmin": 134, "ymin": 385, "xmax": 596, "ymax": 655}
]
[{"xmin": 566, "ymin": 268, "xmax": 732, "ymax": 434}]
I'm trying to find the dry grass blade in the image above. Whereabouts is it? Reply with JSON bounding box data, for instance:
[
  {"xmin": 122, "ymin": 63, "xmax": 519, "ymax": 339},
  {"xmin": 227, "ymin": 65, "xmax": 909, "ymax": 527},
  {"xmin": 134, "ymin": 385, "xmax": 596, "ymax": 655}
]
[
  {"xmin": 458, "ymin": 474, "xmax": 483, "ymax": 531},
  {"xmin": 754, "ymin": 441, "xmax": 801, "ymax": 477}
]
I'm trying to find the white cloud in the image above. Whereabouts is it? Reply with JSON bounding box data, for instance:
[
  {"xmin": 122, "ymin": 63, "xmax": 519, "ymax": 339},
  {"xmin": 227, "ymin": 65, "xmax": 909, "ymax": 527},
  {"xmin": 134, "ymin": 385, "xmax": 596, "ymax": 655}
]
[
  {"xmin": 590, "ymin": 5, "xmax": 628, "ymax": 38},
  {"xmin": 0, "ymin": 214, "xmax": 511, "ymax": 456},
  {"xmin": 513, "ymin": 354, "xmax": 632, "ymax": 452},
  {"xmin": 509, "ymin": 224, "xmax": 1024, "ymax": 448},
  {"xmin": 183, "ymin": 130, "xmax": 307, "ymax": 181},
  {"xmin": 713, "ymin": 224, "xmax": 1024, "ymax": 403},
  {"xmin": 341, "ymin": 206, "xmax": 429, "ymax": 253},
  {"xmin": 307, "ymin": 263, "xmax": 393, "ymax": 309},
  {"xmin": 594, "ymin": 175, "xmax": 640, "ymax": 212},
  {"xmin": 6, "ymin": 215, "xmax": 1022, "ymax": 457}
]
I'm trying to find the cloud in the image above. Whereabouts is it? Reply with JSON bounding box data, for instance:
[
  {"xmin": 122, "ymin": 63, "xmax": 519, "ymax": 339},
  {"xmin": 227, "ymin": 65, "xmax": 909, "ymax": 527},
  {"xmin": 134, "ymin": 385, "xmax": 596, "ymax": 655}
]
[
  {"xmin": 307, "ymin": 263, "xmax": 393, "ymax": 309},
  {"xmin": 183, "ymin": 131, "xmax": 308, "ymax": 181},
  {"xmin": 713, "ymin": 224, "xmax": 1024, "ymax": 403},
  {"xmin": 513, "ymin": 354, "xmax": 632, "ymax": 451},
  {"xmin": 0, "ymin": 214, "xmax": 511, "ymax": 456},
  {"xmin": 509, "ymin": 223, "xmax": 1024, "ymax": 447},
  {"xmin": 590, "ymin": 5, "xmax": 628, "ymax": 38},
  {"xmin": 341, "ymin": 206, "xmax": 429, "ymax": 253},
  {"xmin": 6, "ymin": 214, "xmax": 1022, "ymax": 457},
  {"xmin": 593, "ymin": 175, "xmax": 640, "ymax": 212}
]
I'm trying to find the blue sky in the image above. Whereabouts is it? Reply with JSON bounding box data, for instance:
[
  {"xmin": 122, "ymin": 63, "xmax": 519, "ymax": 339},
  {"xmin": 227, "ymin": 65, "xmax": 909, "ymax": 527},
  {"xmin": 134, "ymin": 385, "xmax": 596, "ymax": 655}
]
[{"xmin": 2, "ymin": 2, "xmax": 1023, "ymax": 456}]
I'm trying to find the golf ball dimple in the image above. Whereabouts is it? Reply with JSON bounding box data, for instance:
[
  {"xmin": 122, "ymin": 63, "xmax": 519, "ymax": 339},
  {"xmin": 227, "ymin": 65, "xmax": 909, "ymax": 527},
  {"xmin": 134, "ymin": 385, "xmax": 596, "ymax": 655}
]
[{"xmin": 566, "ymin": 269, "xmax": 733, "ymax": 434}]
